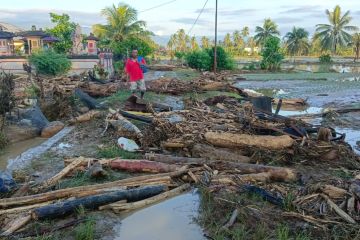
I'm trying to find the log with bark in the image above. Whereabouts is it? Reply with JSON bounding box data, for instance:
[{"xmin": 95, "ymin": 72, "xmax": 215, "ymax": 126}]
[
  {"xmin": 145, "ymin": 153, "xmax": 207, "ymax": 164},
  {"xmin": 69, "ymin": 110, "xmax": 102, "ymax": 124},
  {"xmin": 86, "ymin": 160, "xmax": 108, "ymax": 178},
  {"xmin": 106, "ymin": 184, "xmax": 191, "ymax": 212},
  {"xmin": 80, "ymin": 82, "xmax": 118, "ymax": 97},
  {"xmin": 108, "ymin": 159, "xmax": 180, "ymax": 173},
  {"xmin": 273, "ymin": 98, "xmax": 307, "ymax": 106},
  {"xmin": 74, "ymin": 88, "xmax": 100, "ymax": 109},
  {"xmin": 0, "ymin": 168, "xmax": 190, "ymax": 208},
  {"xmin": 0, "ymin": 214, "xmax": 32, "ymax": 236},
  {"xmin": 32, "ymin": 185, "xmax": 166, "ymax": 220},
  {"xmin": 212, "ymin": 171, "xmax": 296, "ymax": 184},
  {"xmin": 204, "ymin": 132, "xmax": 295, "ymax": 150},
  {"xmin": 191, "ymin": 144, "xmax": 251, "ymax": 163}
]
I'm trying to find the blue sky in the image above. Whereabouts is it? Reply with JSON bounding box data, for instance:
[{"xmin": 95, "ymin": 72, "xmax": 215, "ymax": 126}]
[{"xmin": 1, "ymin": 0, "xmax": 360, "ymax": 37}]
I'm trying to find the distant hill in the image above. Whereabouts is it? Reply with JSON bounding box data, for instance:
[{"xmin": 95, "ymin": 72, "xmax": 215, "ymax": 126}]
[{"xmin": 0, "ymin": 22, "xmax": 23, "ymax": 33}]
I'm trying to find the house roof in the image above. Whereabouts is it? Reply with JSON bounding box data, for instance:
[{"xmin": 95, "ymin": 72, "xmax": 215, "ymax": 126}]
[
  {"xmin": 42, "ymin": 36, "xmax": 59, "ymax": 42},
  {"xmin": 18, "ymin": 30, "xmax": 49, "ymax": 37},
  {"xmin": 0, "ymin": 31, "xmax": 14, "ymax": 39},
  {"xmin": 85, "ymin": 33, "xmax": 99, "ymax": 41}
]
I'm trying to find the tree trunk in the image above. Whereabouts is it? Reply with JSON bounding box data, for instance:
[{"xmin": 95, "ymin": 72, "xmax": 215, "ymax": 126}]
[
  {"xmin": 191, "ymin": 144, "xmax": 251, "ymax": 163},
  {"xmin": 204, "ymin": 132, "xmax": 295, "ymax": 150},
  {"xmin": 69, "ymin": 110, "xmax": 101, "ymax": 124},
  {"xmin": 109, "ymin": 159, "xmax": 179, "ymax": 173},
  {"xmin": 32, "ymin": 185, "xmax": 166, "ymax": 220}
]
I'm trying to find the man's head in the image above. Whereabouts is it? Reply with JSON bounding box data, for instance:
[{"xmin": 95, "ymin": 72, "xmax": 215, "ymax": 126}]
[{"xmin": 131, "ymin": 49, "xmax": 138, "ymax": 58}]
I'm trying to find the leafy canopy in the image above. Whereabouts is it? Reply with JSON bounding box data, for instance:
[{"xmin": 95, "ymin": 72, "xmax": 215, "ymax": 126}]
[
  {"xmin": 260, "ymin": 36, "xmax": 284, "ymax": 71},
  {"xmin": 254, "ymin": 19, "xmax": 280, "ymax": 46},
  {"xmin": 284, "ymin": 27, "xmax": 310, "ymax": 56},
  {"xmin": 47, "ymin": 13, "xmax": 77, "ymax": 54}
]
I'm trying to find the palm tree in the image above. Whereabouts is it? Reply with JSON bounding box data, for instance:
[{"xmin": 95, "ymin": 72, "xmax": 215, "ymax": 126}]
[
  {"xmin": 241, "ymin": 26, "xmax": 250, "ymax": 38},
  {"xmin": 223, "ymin": 33, "xmax": 233, "ymax": 54},
  {"xmin": 315, "ymin": 5, "xmax": 358, "ymax": 54},
  {"xmin": 167, "ymin": 34, "xmax": 177, "ymax": 59},
  {"xmin": 92, "ymin": 3, "xmax": 151, "ymax": 42},
  {"xmin": 353, "ymin": 33, "xmax": 360, "ymax": 61},
  {"xmin": 254, "ymin": 19, "xmax": 280, "ymax": 46},
  {"xmin": 190, "ymin": 36, "xmax": 199, "ymax": 50},
  {"xmin": 284, "ymin": 27, "xmax": 310, "ymax": 56},
  {"xmin": 201, "ymin": 36, "xmax": 210, "ymax": 48},
  {"xmin": 233, "ymin": 30, "xmax": 244, "ymax": 55}
]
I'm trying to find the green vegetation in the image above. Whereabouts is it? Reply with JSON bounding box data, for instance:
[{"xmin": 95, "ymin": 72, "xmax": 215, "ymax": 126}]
[
  {"xmin": 254, "ymin": 18, "xmax": 280, "ymax": 47},
  {"xmin": 25, "ymin": 83, "xmax": 41, "ymax": 98},
  {"xmin": 75, "ymin": 219, "xmax": 95, "ymax": 240},
  {"xmin": 0, "ymin": 72, "xmax": 15, "ymax": 132},
  {"xmin": 315, "ymin": 5, "xmax": 358, "ymax": 54},
  {"xmin": 29, "ymin": 50, "xmax": 71, "ymax": 76},
  {"xmin": 276, "ymin": 224, "xmax": 290, "ymax": 240},
  {"xmin": 260, "ymin": 36, "xmax": 284, "ymax": 71},
  {"xmin": 97, "ymin": 144, "xmax": 140, "ymax": 159},
  {"xmin": 284, "ymin": 27, "xmax": 310, "ymax": 56},
  {"xmin": 47, "ymin": 13, "xmax": 77, "ymax": 54},
  {"xmin": 352, "ymin": 33, "xmax": 360, "ymax": 61},
  {"xmin": 185, "ymin": 50, "xmax": 211, "ymax": 71},
  {"xmin": 319, "ymin": 54, "xmax": 332, "ymax": 64},
  {"xmin": 93, "ymin": 3, "xmax": 155, "ymax": 57}
]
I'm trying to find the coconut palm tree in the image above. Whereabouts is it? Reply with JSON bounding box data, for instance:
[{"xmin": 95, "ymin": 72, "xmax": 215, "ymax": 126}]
[
  {"xmin": 353, "ymin": 33, "xmax": 360, "ymax": 61},
  {"xmin": 233, "ymin": 30, "xmax": 244, "ymax": 55},
  {"xmin": 254, "ymin": 19, "xmax": 280, "ymax": 46},
  {"xmin": 201, "ymin": 36, "xmax": 210, "ymax": 48},
  {"xmin": 167, "ymin": 34, "xmax": 177, "ymax": 59},
  {"xmin": 241, "ymin": 26, "xmax": 250, "ymax": 38},
  {"xmin": 284, "ymin": 27, "xmax": 310, "ymax": 57},
  {"xmin": 190, "ymin": 36, "xmax": 199, "ymax": 50},
  {"xmin": 223, "ymin": 33, "xmax": 233, "ymax": 54},
  {"xmin": 315, "ymin": 5, "xmax": 358, "ymax": 54},
  {"xmin": 92, "ymin": 3, "xmax": 151, "ymax": 42}
]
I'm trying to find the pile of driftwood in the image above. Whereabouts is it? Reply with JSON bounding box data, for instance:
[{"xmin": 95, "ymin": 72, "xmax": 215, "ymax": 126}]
[{"xmin": 147, "ymin": 72, "xmax": 236, "ymax": 95}]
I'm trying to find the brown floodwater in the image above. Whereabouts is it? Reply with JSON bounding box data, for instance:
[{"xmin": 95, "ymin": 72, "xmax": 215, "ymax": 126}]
[
  {"xmin": 113, "ymin": 190, "xmax": 206, "ymax": 240},
  {"xmin": 0, "ymin": 138, "xmax": 46, "ymax": 169}
]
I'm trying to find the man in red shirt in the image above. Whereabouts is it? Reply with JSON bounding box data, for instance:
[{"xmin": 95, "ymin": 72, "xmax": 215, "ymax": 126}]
[{"xmin": 125, "ymin": 49, "xmax": 147, "ymax": 99}]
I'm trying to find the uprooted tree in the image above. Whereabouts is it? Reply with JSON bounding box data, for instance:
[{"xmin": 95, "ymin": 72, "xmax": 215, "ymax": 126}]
[{"xmin": 0, "ymin": 72, "xmax": 15, "ymax": 148}]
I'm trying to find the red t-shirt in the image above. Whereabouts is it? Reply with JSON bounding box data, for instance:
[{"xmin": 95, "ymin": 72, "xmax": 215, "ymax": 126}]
[{"xmin": 125, "ymin": 58, "xmax": 146, "ymax": 82}]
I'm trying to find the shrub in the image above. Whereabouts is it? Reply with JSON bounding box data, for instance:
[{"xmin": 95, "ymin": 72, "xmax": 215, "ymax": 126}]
[
  {"xmin": 175, "ymin": 51, "xmax": 186, "ymax": 61},
  {"xmin": 185, "ymin": 46, "xmax": 235, "ymax": 71},
  {"xmin": 319, "ymin": 54, "xmax": 332, "ymax": 64},
  {"xmin": 110, "ymin": 37, "xmax": 154, "ymax": 57},
  {"xmin": 260, "ymin": 36, "xmax": 284, "ymax": 71},
  {"xmin": 185, "ymin": 51, "xmax": 212, "ymax": 71},
  {"xmin": 206, "ymin": 46, "xmax": 235, "ymax": 71},
  {"xmin": 29, "ymin": 50, "xmax": 71, "ymax": 76}
]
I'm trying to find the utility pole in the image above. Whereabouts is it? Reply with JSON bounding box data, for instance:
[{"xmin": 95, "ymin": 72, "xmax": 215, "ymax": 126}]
[{"xmin": 214, "ymin": 0, "xmax": 218, "ymax": 76}]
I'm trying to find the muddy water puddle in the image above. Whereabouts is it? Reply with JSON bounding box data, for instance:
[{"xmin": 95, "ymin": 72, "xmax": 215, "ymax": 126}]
[
  {"xmin": 113, "ymin": 190, "xmax": 205, "ymax": 240},
  {"xmin": 0, "ymin": 138, "xmax": 46, "ymax": 169}
]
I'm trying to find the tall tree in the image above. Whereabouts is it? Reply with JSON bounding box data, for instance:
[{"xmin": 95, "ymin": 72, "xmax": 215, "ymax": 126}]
[
  {"xmin": 353, "ymin": 33, "xmax": 360, "ymax": 61},
  {"xmin": 315, "ymin": 5, "xmax": 358, "ymax": 53},
  {"xmin": 47, "ymin": 13, "xmax": 77, "ymax": 53},
  {"xmin": 254, "ymin": 19, "xmax": 280, "ymax": 47},
  {"xmin": 92, "ymin": 3, "xmax": 151, "ymax": 42},
  {"xmin": 190, "ymin": 36, "xmax": 199, "ymax": 50},
  {"xmin": 201, "ymin": 36, "xmax": 210, "ymax": 48},
  {"xmin": 232, "ymin": 30, "xmax": 244, "ymax": 55},
  {"xmin": 167, "ymin": 34, "xmax": 177, "ymax": 59},
  {"xmin": 167, "ymin": 29, "xmax": 191, "ymax": 52},
  {"xmin": 284, "ymin": 27, "xmax": 310, "ymax": 56},
  {"xmin": 241, "ymin": 26, "xmax": 250, "ymax": 38},
  {"xmin": 223, "ymin": 33, "xmax": 233, "ymax": 54}
]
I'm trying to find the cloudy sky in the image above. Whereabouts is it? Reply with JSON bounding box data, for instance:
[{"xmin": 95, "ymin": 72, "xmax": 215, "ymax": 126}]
[{"xmin": 1, "ymin": 0, "xmax": 360, "ymax": 38}]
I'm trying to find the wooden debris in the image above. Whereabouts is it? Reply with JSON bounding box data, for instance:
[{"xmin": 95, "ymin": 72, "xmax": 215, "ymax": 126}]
[
  {"xmin": 109, "ymin": 184, "xmax": 191, "ymax": 212},
  {"xmin": 32, "ymin": 185, "xmax": 166, "ymax": 220},
  {"xmin": 192, "ymin": 144, "xmax": 251, "ymax": 163},
  {"xmin": 69, "ymin": 110, "xmax": 101, "ymax": 124},
  {"xmin": 87, "ymin": 160, "xmax": 108, "ymax": 178},
  {"xmin": 320, "ymin": 194, "xmax": 356, "ymax": 224},
  {"xmin": 204, "ymin": 132, "xmax": 295, "ymax": 150},
  {"xmin": 108, "ymin": 159, "xmax": 179, "ymax": 173},
  {"xmin": 221, "ymin": 209, "xmax": 239, "ymax": 229},
  {"xmin": 1, "ymin": 214, "xmax": 32, "ymax": 236},
  {"xmin": 320, "ymin": 185, "xmax": 347, "ymax": 199},
  {"xmin": 317, "ymin": 127, "xmax": 332, "ymax": 142}
]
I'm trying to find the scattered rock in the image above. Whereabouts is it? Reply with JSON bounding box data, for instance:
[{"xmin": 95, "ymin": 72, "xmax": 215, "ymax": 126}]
[{"xmin": 41, "ymin": 121, "xmax": 65, "ymax": 138}]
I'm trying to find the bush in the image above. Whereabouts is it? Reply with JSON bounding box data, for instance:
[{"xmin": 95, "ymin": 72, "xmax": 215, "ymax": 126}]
[
  {"xmin": 206, "ymin": 46, "xmax": 235, "ymax": 71},
  {"xmin": 185, "ymin": 46, "xmax": 235, "ymax": 71},
  {"xmin": 29, "ymin": 50, "xmax": 71, "ymax": 76},
  {"xmin": 319, "ymin": 54, "xmax": 332, "ymax": 64},
  {"xmin": 260, "ymin": 36, "xmax": 284, "ymax": 71},
  {"xmin": 185, "ymin": 51, "xmax": 212, "ymax": 71},
  {"xmin": 110, "ymin": 37, "xmax": 154, "ymax": 57},
  {"xmin": 175, "ymin": 51, "xmax": 186, "ymax": 61}
]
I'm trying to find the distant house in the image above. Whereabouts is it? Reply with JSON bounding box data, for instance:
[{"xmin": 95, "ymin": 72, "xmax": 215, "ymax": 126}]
[
  {"xmin": 18, "ymin": 25, "xmax": 58, "ymax": 54},
  {"xmin": 0, "ymin": 26, "xmax": 15, "ymax": 56}
]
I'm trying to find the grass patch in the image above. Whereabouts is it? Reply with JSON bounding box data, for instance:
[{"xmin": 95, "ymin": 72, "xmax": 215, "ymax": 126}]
[
  {"xmin": 162, "ymin": 68, "xmax": 200, "ymax": 81},
  {"xmin": 242, "ymin": 72, "xmax": 358, "ymax": 81},
  {"xmin": 183, "ymin": 91, "xmax": 242, "ymax": 102},
  {"xmin": 276, "ymin": 224, "xmax": 290, "ymax": 240},
  {"xmin": 97, "ymin": 144, "xmax": 140, "ymax": 159},
  {"xmin": 75, "ymin": 218, "xmax": 95, "ymax": 240},
  {"xmin": 283, "ymin": 192, "xmax": 296, "ymax": 211},
  {"xmin": 332, "ymin": 168, "xmax": 353, "ymax": 180}
]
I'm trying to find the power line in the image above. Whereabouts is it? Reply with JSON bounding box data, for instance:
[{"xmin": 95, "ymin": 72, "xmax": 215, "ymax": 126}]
[
  {"xmin": 188, "ymin": 0, "xmax": 209, "ymax": 35},
  {"xmin": 139, "ymin": 0, "xmax": 177, "ymax": 13}
]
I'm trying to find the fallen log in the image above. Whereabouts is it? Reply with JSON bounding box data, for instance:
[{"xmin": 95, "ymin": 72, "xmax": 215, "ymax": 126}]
[
  {"xmin": 273, "ymin": 98, "xmax": 306, "ymax": 106},
  {"xmin": 119, "ymin": 110, "xmax": 153, "ymax": 123},
  {"xmin": 320, "ymin": 194, "xmax": 356, "ymax": 224},
  {"xmin": 108, "ymin": 115, "xmax": 142, "ymax": 138},
  {"xmin": 109, "ymin": 159, "xmax": 179, "ymax": 173},
  {"xmin": 74, "ymin": 88, "xmax": 100, "ymax": 110},
  {"xmin": 0, "ymin": 201, "xmax": 53, "ymax": 216},
  {"xmin": 192, "ymin": 144, "xmax": 251, "ymax": 163},
  {"xmin": 212, "ymin": 170, "xmax": 296, "ymax": 184},
  {"xmin": 145, "ymin": 153, "xmax": 207, "ymax": 164},
  {"xmin": 0, "ymin": 214, "xmax": 31, "ymax": 236},
  {"xmin": 200, "ymin": 82, "xmax": 229, "ymax": 91},
  {"xmin": 205, "ymin": 132, "xmax": 295, "ymax": 150},
  {"xmin": 148, "ymin": 64, "xmax": 176, "ymax": 71},
  {"xmin": 81, "ymin": 82, "xmax": 118, "ymax": 97},
  {"xmin": 320, "ymin": 185, "xmax": 347, "ymax": 199},
  {"xmin": 69, "ymin": 110, "xmax": 101, "ymax": 124},
  {"xmin": 32, "ymin": 185, "xmax": 166, "ymax": 220},
  {"xmin": 221, "ymin": 209, "xmax": 239, "ymax": 230},
  {"xmin": 108, "ymin": 184, "xmax": 190, "ymax": 212},
  {"xmin": 0, "ymin": 169, "xmax": 190, "ymax": 208},
  {"xmin": 243, "ymin": 185, "xmax": 283, "ymax": 206},
  {"xmin": 35, "ymin": 157, "xmax": 85, "ymax": 191},
  {"xmin": 87, "ymin": 160, "xmax": 108, "ymax": 178}
]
